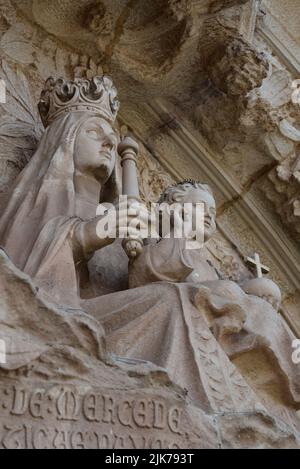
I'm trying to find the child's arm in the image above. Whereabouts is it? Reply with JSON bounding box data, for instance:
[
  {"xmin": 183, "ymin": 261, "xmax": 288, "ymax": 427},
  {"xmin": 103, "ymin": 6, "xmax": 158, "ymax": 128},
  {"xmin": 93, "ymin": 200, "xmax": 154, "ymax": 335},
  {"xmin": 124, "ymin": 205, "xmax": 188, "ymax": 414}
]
[{"xmin": 129, "ymin": 238, "xmax": 194, "ymax": 288}]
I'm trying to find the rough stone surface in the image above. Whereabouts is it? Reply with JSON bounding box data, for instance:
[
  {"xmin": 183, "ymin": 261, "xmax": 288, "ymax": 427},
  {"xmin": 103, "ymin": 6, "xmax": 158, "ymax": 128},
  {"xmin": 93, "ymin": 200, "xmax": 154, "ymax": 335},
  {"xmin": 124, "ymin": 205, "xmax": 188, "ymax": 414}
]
[{"xmin": 0, "ymin": 250, "xmax": 299, "ymax": 449}]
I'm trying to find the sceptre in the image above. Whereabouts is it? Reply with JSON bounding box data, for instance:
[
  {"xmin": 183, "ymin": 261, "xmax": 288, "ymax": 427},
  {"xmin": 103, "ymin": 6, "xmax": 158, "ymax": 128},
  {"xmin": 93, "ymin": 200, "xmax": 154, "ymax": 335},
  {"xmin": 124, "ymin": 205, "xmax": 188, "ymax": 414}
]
[{"xmin": 118, "ymin": 136, "xmax": 144, "ymax": 259}]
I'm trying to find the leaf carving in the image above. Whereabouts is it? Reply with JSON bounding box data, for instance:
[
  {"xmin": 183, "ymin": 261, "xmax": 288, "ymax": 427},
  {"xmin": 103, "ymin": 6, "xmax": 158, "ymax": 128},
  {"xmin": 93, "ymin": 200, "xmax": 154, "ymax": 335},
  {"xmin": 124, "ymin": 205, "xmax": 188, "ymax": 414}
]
[
  {"xmin": 0, "ymin": 59, "xmax": 43, "ymax": 191},
  {"xmin": 0, "ymin": 23, "xmax": 35, "ymax": 65}
]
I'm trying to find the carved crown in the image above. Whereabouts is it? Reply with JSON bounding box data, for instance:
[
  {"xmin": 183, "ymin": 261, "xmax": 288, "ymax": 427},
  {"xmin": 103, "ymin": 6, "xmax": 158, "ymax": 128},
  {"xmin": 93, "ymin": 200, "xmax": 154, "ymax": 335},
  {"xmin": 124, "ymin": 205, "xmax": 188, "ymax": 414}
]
[{"xmin": 38, "ymin": 76, "xmax": 120, "ymax": 127}]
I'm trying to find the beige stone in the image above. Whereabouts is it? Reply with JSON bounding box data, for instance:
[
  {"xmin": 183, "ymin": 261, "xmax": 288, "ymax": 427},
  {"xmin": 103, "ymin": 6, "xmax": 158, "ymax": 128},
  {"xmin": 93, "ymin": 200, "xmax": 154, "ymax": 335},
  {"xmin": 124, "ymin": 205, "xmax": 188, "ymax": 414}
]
[{"xmin": 0, "ymin": 0, "xmax": 300, "ymax": 449}]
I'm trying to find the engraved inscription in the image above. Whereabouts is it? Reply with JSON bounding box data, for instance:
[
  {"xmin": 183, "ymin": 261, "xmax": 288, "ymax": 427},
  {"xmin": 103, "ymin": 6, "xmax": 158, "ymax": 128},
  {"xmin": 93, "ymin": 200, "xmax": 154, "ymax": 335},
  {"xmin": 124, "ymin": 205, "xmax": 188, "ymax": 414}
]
[{"xmin": 0, "ymin": 383, "xmax": 191, "ymax": 449}]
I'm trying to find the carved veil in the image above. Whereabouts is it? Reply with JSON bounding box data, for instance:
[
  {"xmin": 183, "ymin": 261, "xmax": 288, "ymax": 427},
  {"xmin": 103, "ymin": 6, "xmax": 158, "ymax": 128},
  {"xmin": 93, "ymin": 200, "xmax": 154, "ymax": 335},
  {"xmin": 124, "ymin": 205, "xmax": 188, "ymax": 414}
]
[{"xmin": 0, "ymin": 111, "xmax": 121, "ymax": 306}]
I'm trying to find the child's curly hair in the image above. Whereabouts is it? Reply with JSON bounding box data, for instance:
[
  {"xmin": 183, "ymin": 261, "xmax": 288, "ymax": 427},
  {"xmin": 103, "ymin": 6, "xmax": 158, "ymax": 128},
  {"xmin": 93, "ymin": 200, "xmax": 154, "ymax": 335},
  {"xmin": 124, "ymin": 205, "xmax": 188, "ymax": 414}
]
[{"xmin": 158, "ymin": 180, "xmax": 214, "ymax": 205}]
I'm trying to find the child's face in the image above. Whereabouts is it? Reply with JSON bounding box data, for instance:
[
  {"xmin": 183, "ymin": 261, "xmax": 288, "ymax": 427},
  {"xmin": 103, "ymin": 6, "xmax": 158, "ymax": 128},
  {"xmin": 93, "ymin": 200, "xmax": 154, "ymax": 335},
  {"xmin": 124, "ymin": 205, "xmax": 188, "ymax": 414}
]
[{"xmin": 182, "ymin": 188, "xmax": 217, "ymax": 242}]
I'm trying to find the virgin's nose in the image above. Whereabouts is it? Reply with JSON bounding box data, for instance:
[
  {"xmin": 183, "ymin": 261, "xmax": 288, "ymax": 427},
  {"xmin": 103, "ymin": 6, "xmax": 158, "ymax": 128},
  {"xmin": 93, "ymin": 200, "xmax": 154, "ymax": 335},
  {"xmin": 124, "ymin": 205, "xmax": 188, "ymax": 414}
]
[{"xmin": 102, "ymin": 137, "xmax": 114, "ymax": 151}]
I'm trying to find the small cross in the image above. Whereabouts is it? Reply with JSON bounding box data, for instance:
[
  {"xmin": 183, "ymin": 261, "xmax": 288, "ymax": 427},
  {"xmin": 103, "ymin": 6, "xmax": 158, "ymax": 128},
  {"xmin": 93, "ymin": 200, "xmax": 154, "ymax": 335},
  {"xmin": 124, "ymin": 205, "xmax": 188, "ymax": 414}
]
[{"xmin": 246, "ymin": 252, "xmax": 270, "ymax": 278}]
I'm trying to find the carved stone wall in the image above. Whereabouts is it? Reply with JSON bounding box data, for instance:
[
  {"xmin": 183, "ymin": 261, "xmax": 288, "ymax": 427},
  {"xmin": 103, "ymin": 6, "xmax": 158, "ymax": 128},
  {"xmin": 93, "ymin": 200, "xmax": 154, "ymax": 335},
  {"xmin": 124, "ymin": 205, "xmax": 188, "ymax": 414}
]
[
  {"xmin": 0, "ymin": 0, "xmax": 299, "ymax": 448},
  {"xmin": 1, "ymin": 0, "xmax": 300, "ymax": 324}
]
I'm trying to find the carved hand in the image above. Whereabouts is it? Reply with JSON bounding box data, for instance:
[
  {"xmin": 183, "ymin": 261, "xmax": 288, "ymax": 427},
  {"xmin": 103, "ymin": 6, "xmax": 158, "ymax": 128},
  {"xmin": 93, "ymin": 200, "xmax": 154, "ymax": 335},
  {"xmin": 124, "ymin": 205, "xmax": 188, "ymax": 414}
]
[{"xmin": 74, "ymin": 201, "xmax": 149, "ymax": 259}]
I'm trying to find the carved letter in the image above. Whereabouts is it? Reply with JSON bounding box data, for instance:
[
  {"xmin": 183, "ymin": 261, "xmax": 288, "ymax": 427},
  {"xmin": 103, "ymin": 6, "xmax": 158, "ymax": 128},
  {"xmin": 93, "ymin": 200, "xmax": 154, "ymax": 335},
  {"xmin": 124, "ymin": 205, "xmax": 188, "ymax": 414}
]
[
  {"xmin": 11, "ymin": 387, "xmax": 28, "ymax": 416},
  {"xmin": 102, "ymin": 395, "xmax": 115, "ymax": 424},
  {"xmin": 32, "ymin": 427, "xmax": 49, "ymax": 449},
  {"xmin": 83, "ymin": 392, "xmax": 100, "ymax": 422},
  {"xmin": 29, "ymin": 390, "xmax": 46, "ymax": 419},
  {"xmin": 133, "ymin": 399, "xmax": 151, "ymax": 428},
  {"xmin": 153, "ymin": 400, "xmax": 167, "ymax": 429},
  {"xmin": 168, "ymin": 407, "xmax": 182, "ymax": 434},
  {"xmin": 117, "ymin": 399, "xmax": 133, "ymax": 427},
  {"xmin": 56, "ymin": 388, "xmax": 79, "ymax": 421}
]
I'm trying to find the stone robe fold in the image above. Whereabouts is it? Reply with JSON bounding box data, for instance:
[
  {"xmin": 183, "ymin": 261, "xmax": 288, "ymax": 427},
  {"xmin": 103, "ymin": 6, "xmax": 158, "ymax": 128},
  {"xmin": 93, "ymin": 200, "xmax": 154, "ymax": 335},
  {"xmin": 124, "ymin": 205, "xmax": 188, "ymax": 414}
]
[
  {"xmin": 0, "ymin": 112, "xmax": 120, "ymax": 307},
  {"xmin": 83, "ymin": 239, "xmax": 300, "ymax": 416}
]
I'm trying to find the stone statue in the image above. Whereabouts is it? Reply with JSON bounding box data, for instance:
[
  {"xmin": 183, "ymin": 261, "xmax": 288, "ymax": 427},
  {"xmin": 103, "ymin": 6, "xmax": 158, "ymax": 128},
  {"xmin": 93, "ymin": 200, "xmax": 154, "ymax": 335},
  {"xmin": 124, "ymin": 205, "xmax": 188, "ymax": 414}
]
[
  {"xmin": 87, "ymin": 180, "xmax": 299, "ymax": 414},
  {"xmin": 0, "ymin": 76, "xmax": 144, "ymax": 307},
  {"xmin": 0, "ymin": 76, "xmax": 299, "ymax": 448}
]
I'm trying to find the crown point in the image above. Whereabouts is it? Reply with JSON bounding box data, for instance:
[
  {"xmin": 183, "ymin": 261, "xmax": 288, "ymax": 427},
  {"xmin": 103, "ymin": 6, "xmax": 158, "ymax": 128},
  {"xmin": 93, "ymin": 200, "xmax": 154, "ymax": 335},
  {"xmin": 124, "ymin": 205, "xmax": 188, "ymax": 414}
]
[{"xmin": 38, "ymin": 75, "xmax": 119, "ymax": 127}]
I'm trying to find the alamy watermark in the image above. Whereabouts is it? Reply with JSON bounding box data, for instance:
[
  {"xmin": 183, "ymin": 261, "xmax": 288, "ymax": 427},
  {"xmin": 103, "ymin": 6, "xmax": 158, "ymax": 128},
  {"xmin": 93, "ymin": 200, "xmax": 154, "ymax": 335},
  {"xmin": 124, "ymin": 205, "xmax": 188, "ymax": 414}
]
[
  {"xmin": 292, "ymin": 339, "xmax": 300, "ymax": 365},
  {"xmin": 292, "ymin": 79, "xmax": 300, "ymax": 105},
  {"xmin": 95, "ymin": 196, "xmax": 206, "ymax": 250},
  {"xmin": 0, "ymin": 78, "xmax": 6, "ymax": 104},
  {"xmin": 0, "ymin": 339, "xmax": 6, "ymax": 364}
]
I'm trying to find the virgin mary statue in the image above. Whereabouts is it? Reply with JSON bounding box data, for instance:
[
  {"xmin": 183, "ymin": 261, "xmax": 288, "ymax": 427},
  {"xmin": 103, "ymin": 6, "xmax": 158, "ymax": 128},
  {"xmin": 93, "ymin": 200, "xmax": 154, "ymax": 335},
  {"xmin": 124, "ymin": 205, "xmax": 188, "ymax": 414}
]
[
  {"xmin": 0, "ymin": 76, "xmax": 122, "ymax": 307},
  {"xmin": 0, "ymin": 76, "xmax": 299, "ymax": 429}
]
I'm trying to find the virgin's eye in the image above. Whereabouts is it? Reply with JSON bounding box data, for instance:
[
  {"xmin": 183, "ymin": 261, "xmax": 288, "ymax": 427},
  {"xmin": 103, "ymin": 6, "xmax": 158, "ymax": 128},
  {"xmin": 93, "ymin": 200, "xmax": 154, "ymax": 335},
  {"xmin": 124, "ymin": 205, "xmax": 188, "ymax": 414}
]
[{"xmin": 87, "ymin": 129, "xmax": 101, "ymax": 140}]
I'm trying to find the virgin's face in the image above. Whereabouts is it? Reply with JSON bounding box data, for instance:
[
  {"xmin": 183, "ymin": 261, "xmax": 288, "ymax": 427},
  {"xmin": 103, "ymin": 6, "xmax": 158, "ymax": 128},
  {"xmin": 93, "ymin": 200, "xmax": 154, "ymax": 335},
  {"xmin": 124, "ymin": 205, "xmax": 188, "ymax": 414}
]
[{"xmin": 74, "ymin": 116, "xmax": 118, "ymax": 182}]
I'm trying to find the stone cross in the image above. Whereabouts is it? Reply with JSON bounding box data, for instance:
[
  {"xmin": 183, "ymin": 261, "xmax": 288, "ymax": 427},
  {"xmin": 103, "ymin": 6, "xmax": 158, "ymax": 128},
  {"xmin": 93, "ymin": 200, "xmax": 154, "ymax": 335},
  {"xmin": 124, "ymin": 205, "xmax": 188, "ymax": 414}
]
[{"xmin": 246, "ymin": 252, "xmax": 270, "ymax": 278}]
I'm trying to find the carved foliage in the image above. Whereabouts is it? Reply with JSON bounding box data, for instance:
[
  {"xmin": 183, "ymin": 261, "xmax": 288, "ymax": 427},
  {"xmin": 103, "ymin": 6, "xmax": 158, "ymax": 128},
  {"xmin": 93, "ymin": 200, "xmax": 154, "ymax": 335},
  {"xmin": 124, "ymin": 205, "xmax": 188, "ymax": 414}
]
[
  {"xmin": 0, "ymin": 1, "xmax": 80, "ymax": 191},
  {"xmin": 84, "ymin": 1, "xmax": 114, "ymax": 37},
  {"xmin": 207, "ymin": 37, "xmax": 268, "ymax": 97},
  {"xmin": 0, "ymin": 60, "xmax": 43, "ymax": 192},
  {"xmin": 137, "ymin": 143, "xmax": 175, "ymax": 204}
]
